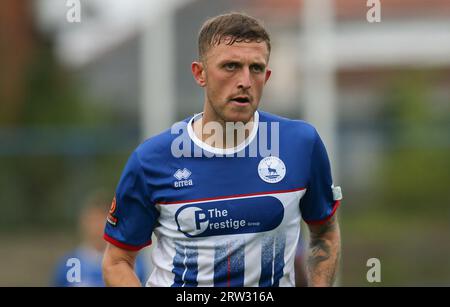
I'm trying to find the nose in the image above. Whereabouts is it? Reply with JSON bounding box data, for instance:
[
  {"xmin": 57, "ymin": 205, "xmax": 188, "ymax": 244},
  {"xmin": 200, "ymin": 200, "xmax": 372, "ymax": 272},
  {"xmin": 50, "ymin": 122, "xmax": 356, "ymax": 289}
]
[{"xmin": 237, "ymin": 67, "xmax": 252, "ymax": 90}]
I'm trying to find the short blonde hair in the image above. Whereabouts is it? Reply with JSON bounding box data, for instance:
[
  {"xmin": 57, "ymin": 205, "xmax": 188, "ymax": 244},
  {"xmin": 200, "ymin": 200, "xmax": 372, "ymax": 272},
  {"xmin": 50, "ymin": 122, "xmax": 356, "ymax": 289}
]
[{"xmin": 198, "ymin": 12, "xmax": 271, "ymax": 60}]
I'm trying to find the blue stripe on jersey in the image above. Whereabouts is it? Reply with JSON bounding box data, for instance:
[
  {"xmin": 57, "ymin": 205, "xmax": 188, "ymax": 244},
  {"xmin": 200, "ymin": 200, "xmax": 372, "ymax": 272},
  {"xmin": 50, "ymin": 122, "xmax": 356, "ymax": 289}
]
[
  {"xmin": 229, "ymin": 241, "xmax": 245, "ymax": 287},
  {"xmin": 184, "ymin": 245, "xmax": 198, "ymax": 287},
  {"xmin": 214, "ymin": 241, "xmax": 245, "ymax": 287},
  {"xmin": 171, "ymin": 243, "xmax": 185, "ymax": 287},
  {"xmin": 272, "ymin": 233, "xmax": 286, "ymax": 287},
  {"xmin": 171, "ymin": 243, "xmax": 199, "ymax": 287},
  {"xmin": 259, "ymin": 236, "xmax": 275, "ymax": 287},
  {"xmin": 213, "ymin": 244, "xmax": 228, "ymax": 287},
  {"xmin": 259, "ymin": 234, "xmax": 286, "ymax": 287}
]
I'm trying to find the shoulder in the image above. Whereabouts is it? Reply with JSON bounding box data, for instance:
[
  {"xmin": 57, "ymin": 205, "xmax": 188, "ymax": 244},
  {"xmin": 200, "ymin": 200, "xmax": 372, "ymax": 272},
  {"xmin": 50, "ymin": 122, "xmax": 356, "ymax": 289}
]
[
  {"xmin": 133, "ymin": 116, "xmax": 192, "ymax": 163},
  {"xmin": 258, "ymin": 110, "xmax": 319, "ymax": 143}
]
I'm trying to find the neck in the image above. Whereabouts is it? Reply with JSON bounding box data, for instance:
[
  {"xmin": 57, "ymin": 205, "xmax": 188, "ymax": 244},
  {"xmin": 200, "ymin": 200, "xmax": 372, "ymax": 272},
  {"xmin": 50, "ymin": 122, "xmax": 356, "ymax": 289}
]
[{"xmin": 193, "ymin": 113, "xmax": 255, "ymax": 149}]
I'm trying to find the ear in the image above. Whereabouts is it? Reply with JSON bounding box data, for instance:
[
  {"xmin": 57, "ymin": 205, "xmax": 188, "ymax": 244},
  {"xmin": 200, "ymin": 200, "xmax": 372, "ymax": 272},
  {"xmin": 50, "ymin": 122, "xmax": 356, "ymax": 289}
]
[
  {"xmin": 264, "ymin": 68, "xmax": 272, "ymax": 84},
  {"xmin": 192, "ymin": 61, "xmax": 206, "ymax": 87}
]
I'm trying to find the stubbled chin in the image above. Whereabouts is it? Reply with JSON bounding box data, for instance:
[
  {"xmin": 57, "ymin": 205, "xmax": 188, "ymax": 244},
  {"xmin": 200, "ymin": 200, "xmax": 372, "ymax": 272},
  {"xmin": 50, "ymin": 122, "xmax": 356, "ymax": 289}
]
[{"xmin": 224, "ymin": 107, "xmax": 255, "ymax": 124}]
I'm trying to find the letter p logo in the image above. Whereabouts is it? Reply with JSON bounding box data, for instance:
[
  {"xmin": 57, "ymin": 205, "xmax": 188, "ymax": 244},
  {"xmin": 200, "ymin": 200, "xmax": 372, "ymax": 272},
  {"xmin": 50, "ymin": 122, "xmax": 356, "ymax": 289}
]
[{"xmin": 195, "ymin": 210, "xmax": 208, "ymax": 230}]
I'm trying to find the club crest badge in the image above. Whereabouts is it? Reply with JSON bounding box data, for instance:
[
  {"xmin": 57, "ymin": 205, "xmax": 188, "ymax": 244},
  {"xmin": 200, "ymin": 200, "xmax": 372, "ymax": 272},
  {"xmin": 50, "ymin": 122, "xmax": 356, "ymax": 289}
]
[{"xmin": 258, "ymin": 156, "xmax": 286, "ymax": 183}]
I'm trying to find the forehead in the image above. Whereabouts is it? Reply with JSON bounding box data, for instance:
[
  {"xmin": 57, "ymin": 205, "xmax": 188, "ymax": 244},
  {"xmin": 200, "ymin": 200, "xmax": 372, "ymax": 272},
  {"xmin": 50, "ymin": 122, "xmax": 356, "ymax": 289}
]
[{"xmin": 205, "ymin": 40, "xmax": 269, "ymax": 64}]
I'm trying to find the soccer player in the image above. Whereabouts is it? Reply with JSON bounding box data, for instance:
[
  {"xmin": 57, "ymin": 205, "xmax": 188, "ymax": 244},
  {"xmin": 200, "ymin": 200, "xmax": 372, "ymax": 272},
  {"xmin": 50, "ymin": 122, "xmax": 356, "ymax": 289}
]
[
  {"xmin": 53, "ymin": 190, "xmax": 149, "ymax": 286},
  {"xmin": 102, "ymin": 12, "xmax": 342, "ymax": 287}
]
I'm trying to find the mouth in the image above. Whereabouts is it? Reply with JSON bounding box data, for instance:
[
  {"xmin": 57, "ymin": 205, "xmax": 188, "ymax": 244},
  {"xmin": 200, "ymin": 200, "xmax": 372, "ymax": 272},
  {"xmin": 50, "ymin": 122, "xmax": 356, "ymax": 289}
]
[{"xmin": 229, "ymin": 96, "xmax": 251, "ymax": 104}]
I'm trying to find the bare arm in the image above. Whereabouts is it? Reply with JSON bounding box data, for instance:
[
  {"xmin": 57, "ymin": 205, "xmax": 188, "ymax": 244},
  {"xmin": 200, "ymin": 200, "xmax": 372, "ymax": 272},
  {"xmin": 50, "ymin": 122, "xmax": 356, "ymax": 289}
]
[
  {"xmin": 102, "ymin": 243, "xmax": 142, "ymax": 287},
  {"xmin": 306, "ymin": 214, "xmax": 341, "ymax": 287}
]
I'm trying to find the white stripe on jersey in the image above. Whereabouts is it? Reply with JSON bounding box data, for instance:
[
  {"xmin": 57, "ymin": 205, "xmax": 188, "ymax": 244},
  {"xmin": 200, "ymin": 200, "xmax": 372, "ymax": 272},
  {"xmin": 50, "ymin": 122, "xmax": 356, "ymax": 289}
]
[{"xmin": 146, "ymin": 189, "xmax": 306, "ymax": 287}]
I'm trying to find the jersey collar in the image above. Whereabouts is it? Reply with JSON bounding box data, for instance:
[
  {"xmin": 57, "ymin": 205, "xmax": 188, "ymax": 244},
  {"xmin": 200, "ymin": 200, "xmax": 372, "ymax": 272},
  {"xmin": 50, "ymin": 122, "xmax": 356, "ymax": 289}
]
[{"xmin": 187, "ymin": 111, "xmax": 260, "ymax": 156}]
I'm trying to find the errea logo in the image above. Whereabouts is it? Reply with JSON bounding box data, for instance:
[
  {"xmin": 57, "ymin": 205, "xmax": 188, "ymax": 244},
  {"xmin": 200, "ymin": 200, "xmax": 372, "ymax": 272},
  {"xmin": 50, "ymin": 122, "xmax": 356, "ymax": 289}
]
[{"xmin": 174, "ymin": 168, "xmax": 193, "ymax": 188}]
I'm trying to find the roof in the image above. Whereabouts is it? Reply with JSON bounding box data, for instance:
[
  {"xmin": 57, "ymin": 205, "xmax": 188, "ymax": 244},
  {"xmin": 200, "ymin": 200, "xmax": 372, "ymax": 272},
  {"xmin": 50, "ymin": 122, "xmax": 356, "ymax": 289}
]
[{"xmin": 246, "ymin": 0, "xmax": 450, "ymax": 21}]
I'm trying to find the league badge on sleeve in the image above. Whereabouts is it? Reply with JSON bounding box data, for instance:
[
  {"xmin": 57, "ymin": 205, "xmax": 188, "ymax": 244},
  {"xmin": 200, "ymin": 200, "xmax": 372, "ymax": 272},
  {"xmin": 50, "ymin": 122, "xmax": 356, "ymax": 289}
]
[
  {"xmin": 258, "ymin": 156, "xmax": 286, "ymax": 183},
  {"xmin": 106, "ymin": 195, "xmax": 118, "ymax": 226}
]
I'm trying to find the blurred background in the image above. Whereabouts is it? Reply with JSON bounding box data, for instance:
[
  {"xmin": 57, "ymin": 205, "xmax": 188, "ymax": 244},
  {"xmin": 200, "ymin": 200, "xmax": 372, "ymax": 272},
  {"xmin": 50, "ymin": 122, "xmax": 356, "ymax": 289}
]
[{"xmin": 0, "ymin": 0, "xmax": 449, "ymax": 286}]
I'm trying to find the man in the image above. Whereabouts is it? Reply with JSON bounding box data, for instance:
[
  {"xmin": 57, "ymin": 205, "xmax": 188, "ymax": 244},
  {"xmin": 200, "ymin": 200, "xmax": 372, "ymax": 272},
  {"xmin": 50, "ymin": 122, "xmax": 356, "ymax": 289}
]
[
  {"xmin": 103, "ymin": 12, "xmax": 341, "ymax": 287},
  {"xmin": 53, "ymin": 190, "xmax": 149, "ymax": 286}
]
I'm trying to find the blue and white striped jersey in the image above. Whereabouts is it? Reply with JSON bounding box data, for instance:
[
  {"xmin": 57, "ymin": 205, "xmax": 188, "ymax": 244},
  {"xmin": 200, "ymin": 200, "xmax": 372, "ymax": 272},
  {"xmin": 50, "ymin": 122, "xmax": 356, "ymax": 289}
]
[{"xmin": 104, "ymin": 111, "xmax": 341, "ymax": 287}]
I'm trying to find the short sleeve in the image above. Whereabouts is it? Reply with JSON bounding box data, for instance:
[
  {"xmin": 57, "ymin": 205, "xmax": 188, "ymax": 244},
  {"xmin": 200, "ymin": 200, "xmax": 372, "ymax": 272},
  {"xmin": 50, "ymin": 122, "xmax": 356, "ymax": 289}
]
[
  {"xmin": 300, "ymin": 130, "xmax": 341, "ymax": 224},
  {"xmin": 104, "ymin": 151, "xmax": 159, "ymax": 251}
]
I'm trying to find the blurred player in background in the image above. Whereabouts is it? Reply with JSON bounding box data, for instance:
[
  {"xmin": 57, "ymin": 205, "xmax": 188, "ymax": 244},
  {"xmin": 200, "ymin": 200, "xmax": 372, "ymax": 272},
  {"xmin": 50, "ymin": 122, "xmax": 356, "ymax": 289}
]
[{"xmin": 53, "ymin": 190, "xmax": 149, "ymax": 286}]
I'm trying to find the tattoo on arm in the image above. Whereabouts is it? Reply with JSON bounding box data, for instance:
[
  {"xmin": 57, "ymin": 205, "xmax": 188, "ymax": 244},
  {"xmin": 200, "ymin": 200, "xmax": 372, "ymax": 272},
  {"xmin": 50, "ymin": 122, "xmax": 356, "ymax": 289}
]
[{"xmin": 307, "ymin": 215, "xmax": 340, "ymax": 286}]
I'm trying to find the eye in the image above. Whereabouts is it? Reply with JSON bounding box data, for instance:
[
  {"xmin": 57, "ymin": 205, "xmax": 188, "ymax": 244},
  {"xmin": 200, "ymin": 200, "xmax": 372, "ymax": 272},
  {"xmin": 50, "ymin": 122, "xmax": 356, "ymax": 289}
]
[
  {"xmin": 224, "ymin": 62, "xmax": 238, "ymax": 71},
  {"xmin": 251, "ymin": 64, "xmax": 264, "ymax": 73}
]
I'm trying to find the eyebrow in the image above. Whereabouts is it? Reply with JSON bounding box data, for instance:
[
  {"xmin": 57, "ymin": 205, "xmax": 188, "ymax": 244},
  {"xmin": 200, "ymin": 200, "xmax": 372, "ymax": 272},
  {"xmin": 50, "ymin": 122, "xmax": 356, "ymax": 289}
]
[{"xmin": 218, "ymin": 59, "xmax": 267, "ymax": 68}]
